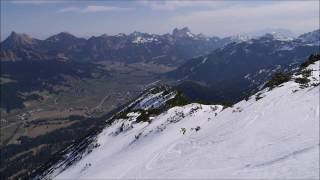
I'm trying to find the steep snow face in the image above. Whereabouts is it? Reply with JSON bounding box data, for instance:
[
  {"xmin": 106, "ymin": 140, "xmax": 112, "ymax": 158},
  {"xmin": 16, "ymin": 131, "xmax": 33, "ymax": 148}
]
[{"xmin": 54, "ymin": 62, "xmax": 319, "ymax": 179}]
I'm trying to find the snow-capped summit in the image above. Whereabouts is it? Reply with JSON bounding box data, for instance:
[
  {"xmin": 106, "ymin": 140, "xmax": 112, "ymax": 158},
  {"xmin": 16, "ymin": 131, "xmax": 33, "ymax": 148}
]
[
  {"xmin": 257, "ymin": 32, "xmax": 293, "ymax": 41},
  {"xmin": 297, "ymin": 29, "xmax": 320, "ymax": 45},
  {"xmin": 41, "ymin": 57, "xmax": 319, "ymax": 179},
  {"xmin": 246, "ymin": 28, "xmax": 295, "ymax": 38},
  {"xmin": 219, "ymin": 34, "xmax": 252, "ymax": 46},
  {"xmin": 132, "ymin": 34, "xmax": 159, "ymax": 44},
  {"xmin": 115, "ymin": 33, "xmax": 126, "ymax": 37}
]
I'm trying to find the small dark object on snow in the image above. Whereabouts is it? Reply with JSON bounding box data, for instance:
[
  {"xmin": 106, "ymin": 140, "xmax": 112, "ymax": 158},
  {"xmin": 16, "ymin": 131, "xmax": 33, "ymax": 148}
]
[{"xmin": 181, "ymin": 128, "xmax": 186, "ymax": 135}]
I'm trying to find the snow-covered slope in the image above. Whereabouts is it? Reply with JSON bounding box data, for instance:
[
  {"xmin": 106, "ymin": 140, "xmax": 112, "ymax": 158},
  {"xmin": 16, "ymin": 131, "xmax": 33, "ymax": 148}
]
[{"xmin": 49, "ymin": 61, "xmax": 319, "ymax": 179}]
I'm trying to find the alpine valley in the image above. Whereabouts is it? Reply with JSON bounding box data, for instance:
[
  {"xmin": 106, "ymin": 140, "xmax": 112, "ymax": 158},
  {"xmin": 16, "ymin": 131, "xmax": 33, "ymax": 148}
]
[{"xmin": 0, "ymin": 27, "xmax": 319, "ymax": 179}]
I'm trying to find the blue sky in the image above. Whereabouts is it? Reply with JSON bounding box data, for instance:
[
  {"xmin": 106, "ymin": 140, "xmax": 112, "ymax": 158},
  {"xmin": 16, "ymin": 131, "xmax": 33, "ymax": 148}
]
[{"xmin": 1, "ymin": 0, "xmax": 319, "ymax": 40}]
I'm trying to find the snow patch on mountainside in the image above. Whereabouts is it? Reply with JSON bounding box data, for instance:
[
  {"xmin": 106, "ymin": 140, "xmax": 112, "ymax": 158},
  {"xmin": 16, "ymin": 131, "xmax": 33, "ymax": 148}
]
[
  {"xmin": 133, "ymin": 91, "xmax": 176, "ymax": 110},
  {"xmin": 230, "ymin": 34, "xmax": 252, "ymax": 42},
  {"xmin": 53, "ymin": 62, "xmax": 319, "ymax": 179},
  {"xmin": 201, "ymin": 57, "xmax": 208, "ymax": 64},
  {"xmin": 132, "ymin": 36, "xmax": 158, "ymax": 44},
  {"xmin": 186, "ymin": 31, "xmax": 195, "ymax": 38},
  {"xmin": 270, "ymin": 32, "xmax": 294, "ymax": 41}
]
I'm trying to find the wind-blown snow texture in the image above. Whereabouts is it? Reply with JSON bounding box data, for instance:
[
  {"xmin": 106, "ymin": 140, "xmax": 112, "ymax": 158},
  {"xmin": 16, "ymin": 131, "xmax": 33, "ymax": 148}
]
[{"xmin": 54, "ymin": 62, "xmax": 319, "ymax": 179}]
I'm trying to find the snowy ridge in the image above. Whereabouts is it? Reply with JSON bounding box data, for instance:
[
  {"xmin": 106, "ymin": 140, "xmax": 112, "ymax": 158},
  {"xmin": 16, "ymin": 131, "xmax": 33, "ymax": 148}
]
[{"xmin": 49, "ymin": 61, "xmax": 319, "ymax": 179}]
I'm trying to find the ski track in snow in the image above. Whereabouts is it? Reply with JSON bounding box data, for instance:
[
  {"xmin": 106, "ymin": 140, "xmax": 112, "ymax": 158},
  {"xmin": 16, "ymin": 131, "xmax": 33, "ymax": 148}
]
[{"xmin": 250, "ymin": 144, "xmax": 318, "ymax": 168}]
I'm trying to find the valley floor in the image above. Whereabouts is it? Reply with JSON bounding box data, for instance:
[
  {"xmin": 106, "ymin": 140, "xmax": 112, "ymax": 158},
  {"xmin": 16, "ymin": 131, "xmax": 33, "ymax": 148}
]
[{"xmin": 0, "ymin": 61, "xmax": 167, "ymax": 179}]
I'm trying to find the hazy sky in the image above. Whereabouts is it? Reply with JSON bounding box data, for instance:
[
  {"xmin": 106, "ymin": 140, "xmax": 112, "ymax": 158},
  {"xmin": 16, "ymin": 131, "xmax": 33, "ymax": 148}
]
[{"xmin": 1, "ymin": 0, "xmax": 319, "ymax": 39}]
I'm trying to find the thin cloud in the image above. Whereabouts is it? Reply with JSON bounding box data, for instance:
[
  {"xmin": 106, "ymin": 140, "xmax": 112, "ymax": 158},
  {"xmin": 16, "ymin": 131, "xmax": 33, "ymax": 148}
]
[
  {"xmin": 58, "ymin": 7, "xmax": 80, "ymax": 13},
  {"xmin": 170, "ymin": 1, "xmax": 319, "ymax": 36},
  {"xmin": 58, "ymin": 5, "xmax": 132, "ymax": 13},
  {"xmin": 139, "ymin": 0, "xmax": 234, "ymax": 11},
  {"xmin": 140, "ymin": 1, "xmax": 194, "ymax": 10},
  {"xmin": 9, "ymin": 0, "xmax": 66, "ymax": 5}
]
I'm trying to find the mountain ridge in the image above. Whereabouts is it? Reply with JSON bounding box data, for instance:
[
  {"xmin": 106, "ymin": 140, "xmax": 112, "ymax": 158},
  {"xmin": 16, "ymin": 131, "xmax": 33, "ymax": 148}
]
[
  {"xmin": 2, "ymin": 28, "xmax": 318, "ymax": 65},
  {"xmin": 38, "ymin": 57, "xmax": 320, "ymax": 179},
  {"xmin": 1, "ymin": 27, "xmax": 225, "ymax": 65}
]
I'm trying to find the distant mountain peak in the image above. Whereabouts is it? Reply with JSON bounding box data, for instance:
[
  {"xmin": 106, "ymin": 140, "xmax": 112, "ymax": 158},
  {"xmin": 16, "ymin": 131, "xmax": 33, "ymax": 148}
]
[
  {"xmin": 8, "ymin": 31, "xmax": 33, "ymax": 41},
  {"xmin": 115, "ymin": 33, "xmax": 127, "ymax": 37},
  {"xmin": 3, "ymin": 31, "xmax": 36, "ymax": 47},
  {"xmin": 269, "ymin": 32, "xmax": 294, "ymax": 41},
  {"xmin": 246, "ymin": 28, "xmax": 295, "ymax": 38},
  {"xmin": 298, "ymin": 29, "xmax": 320, "ymax": 45},
  {"xmin": 130, "ymin": 31, "xmax": 150, "ymax": 38},
  {"xmin": 58, "ymin": 31, "xmax": 73, "ymax": 36},
  {"xmin": 261, "ymin": 33, "xmax": 278, "ymax": 39},
  {"xmin": 230, "ymin": 34, "xmax": 251, "ymax": 42},
  {"xmin": 99, "ymin": 33, "xmax": 110, "ymax": 38},
  {"xmin": 181, "ymin": 27, "xmax": 191, "ymax": 32},
  {"xmin": 10, "ymin": 31, "xmax": 18, "ymax": 36},
  {"xmin": 46, "ymin": 32, "xmax": 80, "ymax": 42},
  {"xmin": 172, "ymin": 27, "xmax": 194, "ymax": 38}
]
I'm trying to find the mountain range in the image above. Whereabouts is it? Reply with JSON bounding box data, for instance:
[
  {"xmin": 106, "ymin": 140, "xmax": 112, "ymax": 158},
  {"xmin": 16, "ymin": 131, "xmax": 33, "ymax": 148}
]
[
  {"xmin": 1, "ymin": 28, "xmax": 319, "ymax": 110},
  {"xmin": 2, "ymin": 27, "xmax": 306, "ymax": 66},
  {"xmin": 1, "ymin": 27, "xmax": 231, "ymax": 66},
  {"xmin": 168, "ymin": 29, "xmax": 320, "ymax": 102}
]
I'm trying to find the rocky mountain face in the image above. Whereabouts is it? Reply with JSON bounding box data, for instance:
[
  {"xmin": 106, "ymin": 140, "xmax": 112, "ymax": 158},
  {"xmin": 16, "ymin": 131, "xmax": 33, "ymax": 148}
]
[
  {"xmin": 1, "ymin": 28, "xmax": 228, "ymax": 66},
  {"xmin": 1, "ymin": 31, "xmax": 39, "ymax": 49},
  {"xmin": 0, "ymin": 32, "xmax": 46, "ymax": 61},
  {"xmin": 41, "ymin": 32, "xmax": 87, "ymax": 57},
  {"xmin": 168, "ymin": 30, "xmax": 320, "ymax": 102}
]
